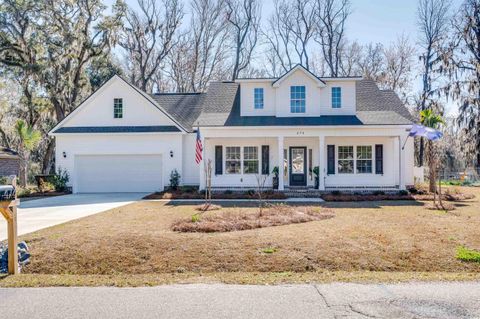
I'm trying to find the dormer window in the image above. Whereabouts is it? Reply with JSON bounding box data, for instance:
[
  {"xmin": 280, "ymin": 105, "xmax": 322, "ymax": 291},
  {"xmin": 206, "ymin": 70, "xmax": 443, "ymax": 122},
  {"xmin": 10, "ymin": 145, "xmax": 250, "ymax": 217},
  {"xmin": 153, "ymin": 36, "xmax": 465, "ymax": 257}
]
[
  {"xmin": 114, "ymin": 98, "xmax": 123, "ymax": 118},
  {"xmin": 290, "ymin": 86, "xmax": 305, "ymax": 113},
  {"xmin": 254, "ymin": 88, "xmax": 264, "ymax": 109},
  {"xmin": 332, "ymin": 87, "xmax": 341, "ymax": 108}
]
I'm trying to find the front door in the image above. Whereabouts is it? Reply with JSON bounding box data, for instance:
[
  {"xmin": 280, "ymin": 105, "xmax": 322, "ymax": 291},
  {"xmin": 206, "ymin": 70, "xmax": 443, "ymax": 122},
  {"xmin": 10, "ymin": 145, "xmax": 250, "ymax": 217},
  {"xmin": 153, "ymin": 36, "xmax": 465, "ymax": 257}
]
[{"xmin": 289, "ymin": 147, "xmax": 307, "ymax": 186}]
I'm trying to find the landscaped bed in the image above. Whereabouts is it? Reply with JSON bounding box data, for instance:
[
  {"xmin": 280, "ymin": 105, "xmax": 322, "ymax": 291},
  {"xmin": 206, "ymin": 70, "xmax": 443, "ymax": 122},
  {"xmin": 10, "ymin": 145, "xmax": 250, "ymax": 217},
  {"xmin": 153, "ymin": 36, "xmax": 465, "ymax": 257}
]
[
  {"xmin": 172, "ymin": 205, "xmax": 335, "ymax": 233},
  {"xmin": 144, "ymin": 188, "xmax": 287, "ymax": 200}
]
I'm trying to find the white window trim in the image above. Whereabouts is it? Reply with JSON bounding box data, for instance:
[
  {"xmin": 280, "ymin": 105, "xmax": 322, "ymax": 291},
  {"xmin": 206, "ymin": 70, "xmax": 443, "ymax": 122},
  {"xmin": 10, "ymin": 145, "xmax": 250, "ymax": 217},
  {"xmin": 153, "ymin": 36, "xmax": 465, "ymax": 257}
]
[
  {"xmin": 223, "ymin": 145, "xmax": 261, "ymax": 175},
  {"xmin": 253, "ymin": 88, "xmax": 264, "ymax": 110},
  {"xmin": 336, "ymin": 144, "xmax": 375, "ymax": 175},
  {"xmin": 290, "ymin": 86, "xmax": 306, "ymax": 113},
  {"xmin": 332, "ymin": 87, "xmax": 342, "ymax": 109},
  {"xmin": 114, "ymin": 98, "xmax": 123, "ymax": 119}
]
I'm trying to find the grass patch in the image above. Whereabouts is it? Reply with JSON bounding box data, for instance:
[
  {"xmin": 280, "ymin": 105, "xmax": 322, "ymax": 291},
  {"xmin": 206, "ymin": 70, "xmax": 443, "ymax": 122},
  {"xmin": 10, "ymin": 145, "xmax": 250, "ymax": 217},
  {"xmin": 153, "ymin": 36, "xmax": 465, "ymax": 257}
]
[
  {"xmin": 171, "ymin": 205, "xmax": 335, "ymax": 233},
  {"xmin": 457, "ymin": 246, "xmax": 480, "ymax": 263},
  {"xmin": 262, "ymin": 247, "xmax": 277, "ymax": 254}
]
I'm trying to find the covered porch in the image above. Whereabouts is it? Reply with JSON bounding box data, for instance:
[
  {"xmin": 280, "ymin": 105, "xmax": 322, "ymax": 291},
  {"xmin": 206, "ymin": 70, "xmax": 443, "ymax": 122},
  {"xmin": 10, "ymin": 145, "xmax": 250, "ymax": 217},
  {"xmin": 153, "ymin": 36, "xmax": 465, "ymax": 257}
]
[{"xmin": 198, "ymin": 126, "xmax": 412, "ymax": 192}]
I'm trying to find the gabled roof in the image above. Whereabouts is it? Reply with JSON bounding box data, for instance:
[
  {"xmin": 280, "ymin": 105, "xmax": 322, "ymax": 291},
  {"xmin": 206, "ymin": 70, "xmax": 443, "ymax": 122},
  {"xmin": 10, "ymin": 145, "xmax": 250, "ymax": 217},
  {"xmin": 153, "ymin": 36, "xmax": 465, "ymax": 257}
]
[
  {"xmin": 272, "ymin": 64, "xmax": 326, "ymax": 88},
  {"xmin": 195, "ymin": 79, "xmax": 414, "ymax": 127},
  {"xmin": 149, "ymin": 93, "xmax": 204, "ymax": 131},
  {"xmin": 0, "ymin": 148, "xmax": 19, "ymax": 159},
  {"xmin": 50, "ymin": 74, "xmax": 189, "ymax": 135}
]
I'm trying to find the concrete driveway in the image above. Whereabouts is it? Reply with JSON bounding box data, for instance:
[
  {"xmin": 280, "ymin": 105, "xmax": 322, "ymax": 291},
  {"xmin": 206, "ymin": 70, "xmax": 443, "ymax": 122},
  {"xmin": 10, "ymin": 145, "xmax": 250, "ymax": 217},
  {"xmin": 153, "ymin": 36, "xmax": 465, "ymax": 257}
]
[{"xmin": 0, "ymin": 193, "xmax": 147, "ymax": 240}]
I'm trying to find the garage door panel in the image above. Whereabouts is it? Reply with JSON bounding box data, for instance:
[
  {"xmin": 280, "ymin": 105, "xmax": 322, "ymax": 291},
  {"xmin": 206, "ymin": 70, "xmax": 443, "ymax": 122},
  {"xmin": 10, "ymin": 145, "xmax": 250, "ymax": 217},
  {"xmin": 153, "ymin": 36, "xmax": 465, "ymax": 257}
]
[{"xmin": 76, "ymin": 155, "xmax": 162, "ymax": 193}]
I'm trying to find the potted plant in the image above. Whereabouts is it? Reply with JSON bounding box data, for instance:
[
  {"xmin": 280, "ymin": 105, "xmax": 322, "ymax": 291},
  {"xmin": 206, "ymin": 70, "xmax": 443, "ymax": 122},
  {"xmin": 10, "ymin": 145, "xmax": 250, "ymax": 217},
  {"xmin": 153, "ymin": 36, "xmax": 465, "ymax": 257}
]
[
  {"xmin": 313, "ymin": 166, "xmax": 320, "ymax": 189},
  {"xmin": 272, "ymin": 166, "xmax": 279, "ymax": 189}
]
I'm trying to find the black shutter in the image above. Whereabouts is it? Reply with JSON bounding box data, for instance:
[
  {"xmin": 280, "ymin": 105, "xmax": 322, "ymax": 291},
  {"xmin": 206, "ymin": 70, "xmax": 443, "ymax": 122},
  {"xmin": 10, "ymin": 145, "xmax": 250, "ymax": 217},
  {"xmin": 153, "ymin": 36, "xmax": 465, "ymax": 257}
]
[
  {"xmin": 215, "ymin": 146, "xmax": 222, "ymax": 175},
  {"xmin": 375, "ymin": 144, "xmax": 383, "ymax": 174},
  {"xmin": 261, "ymin": 145, "xmax": 269, "ymax": 175},
  {"xmin": 327, "ymin": 145, "xmax": 335, "ymax": 174}
]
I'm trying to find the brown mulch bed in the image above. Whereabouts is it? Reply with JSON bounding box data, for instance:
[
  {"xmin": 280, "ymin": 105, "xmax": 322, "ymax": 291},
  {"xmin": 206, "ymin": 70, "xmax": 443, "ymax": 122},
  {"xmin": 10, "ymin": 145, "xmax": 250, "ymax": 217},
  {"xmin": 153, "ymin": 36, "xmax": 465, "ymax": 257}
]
[
  {"xmin": 144, "ymin": 190, "xmax": 287, "ymax": 200},
  {"xmin": 424, "ymin": 202, "xmax": 456, "ymax": 211},
  {"xmin": 322, "ymin": 192, "xmax": 475, "ymax": 202},
  {"xmin": 171, "ymin": 205, "xmax": 335, "ymax": 233},
  {"xmin": 19, "ymin": 191, "xmax": 70, "ymax": 199}
]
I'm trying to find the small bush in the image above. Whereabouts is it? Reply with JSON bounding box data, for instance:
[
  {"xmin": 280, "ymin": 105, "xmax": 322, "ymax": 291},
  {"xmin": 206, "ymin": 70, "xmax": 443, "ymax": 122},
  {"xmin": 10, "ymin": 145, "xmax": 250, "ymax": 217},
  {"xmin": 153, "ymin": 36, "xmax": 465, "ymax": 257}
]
[
  {"xmin": 331, "ymin": 190, "xmax": 342, "ymax": 196},
  {"xmin": 51, "ymin": 168, "xmax": 69, "ymax": 192},
  {"xmin": 224, "ymin": 190, "xmax": 233, "ymax": 195},
  {"xmin": 398, "ymin": 190, "xmax": 409, "ymax": 196},
  {"xmin": 246, "ymin": 189, "xmax": 256, "ymax": 196},
  {"xmin": 0, "ymin": 176, "xmax": 7, "ymax": 185},
  {"xmin": 456, "ymin": 246, "xmax": 480, "ymax": 263},
  {"xmin": 191, "ymin": 214, "xmax": 201, "ymax": 223},
  {"xmin": 262, "ymin": 247, "xmax": 277, "ymax": 254},
  {"xmin": 169, "ymin": 169, "xmax": 181, "ymax": 190},
  {"xmin": 373, "ymin": 190, "xmax": 385, "ymax": 195}
]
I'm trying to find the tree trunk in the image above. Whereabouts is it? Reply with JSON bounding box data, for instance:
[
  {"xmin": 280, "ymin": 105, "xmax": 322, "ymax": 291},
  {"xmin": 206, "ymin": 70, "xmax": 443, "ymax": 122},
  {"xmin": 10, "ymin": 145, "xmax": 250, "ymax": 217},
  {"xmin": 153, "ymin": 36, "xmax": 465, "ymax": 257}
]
[
  {"xmin": 42, "ymin": 138, "xmax": 55, "ymax": 174},
  {"xmin": 427, "ymin": 140, "xmax": 436, "ymax": 193}
]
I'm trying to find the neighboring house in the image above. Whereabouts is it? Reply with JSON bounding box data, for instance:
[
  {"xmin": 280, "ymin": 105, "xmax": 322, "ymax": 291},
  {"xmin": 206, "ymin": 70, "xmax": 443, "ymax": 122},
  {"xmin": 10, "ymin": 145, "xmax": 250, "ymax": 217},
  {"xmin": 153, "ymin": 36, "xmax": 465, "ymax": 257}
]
[
  {"xmin": 0, "ymin": 148, "xmax": 20, "ymax": 178},
  {"xmin": 50, "ymin": 65, "xmax": 415, "ymax": 193}
]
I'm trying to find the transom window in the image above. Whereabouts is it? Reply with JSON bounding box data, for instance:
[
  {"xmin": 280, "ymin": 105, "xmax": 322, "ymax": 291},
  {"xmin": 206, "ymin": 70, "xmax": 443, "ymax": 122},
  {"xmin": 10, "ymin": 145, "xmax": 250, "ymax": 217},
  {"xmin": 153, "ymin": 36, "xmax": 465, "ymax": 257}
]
[
  {"xmin": 243, "ymin": 146, "xmax": 259, "ymax": 174},
  {"xmin": 225, "ymin": 147, "xmax": 241, "ymax": 174},
  {"xmin": 338, "ymin": 146, "xmax": 354, "ymax": 174},
  {"xmin": 254, "ymin": 88, "xmax": 264, "ymax": 109},
  {"xmin": 356, "ymin": 146, "xmax": 372, "ymax": 174},
  {"xmin": 290, "ymin": 86, "xmax": 306, "ymax": 113},
  {"xmin": 114, "ymin": 98, "xmax": 123, "ymax": 118},
  {"xmin": 332, "ymin": 87, "xmax": 341, "ymax": 108}
]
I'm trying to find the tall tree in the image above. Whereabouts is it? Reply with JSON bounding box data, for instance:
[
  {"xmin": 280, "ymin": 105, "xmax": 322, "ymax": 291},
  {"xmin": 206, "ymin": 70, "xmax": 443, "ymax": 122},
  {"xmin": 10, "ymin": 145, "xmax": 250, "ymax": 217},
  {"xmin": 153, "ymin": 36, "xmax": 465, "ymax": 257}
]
[
  {"xmin": 264, "ymin": 0, "xmax": 316, "ymax": 74},
  {"xmin": 416, "ymin": 0, "xmax": 451, "ymax": 166},
  {"xmin": 119, "ymin": 0, "xmax": 183, "ymax": 92},
  {"xmin": 168, "ymin": 0, "xmax": 229, "ymax": 92},
  {"xmin": 441, "ymin": 0, "xmax": 480, "ymax": 167},
  {"xmin": 225, "ymin": 0, "xmax": 261, "ymax": 80},
  {"xmin": 314, "ymin": 0, "xmax": 351, "ymax": 77}
]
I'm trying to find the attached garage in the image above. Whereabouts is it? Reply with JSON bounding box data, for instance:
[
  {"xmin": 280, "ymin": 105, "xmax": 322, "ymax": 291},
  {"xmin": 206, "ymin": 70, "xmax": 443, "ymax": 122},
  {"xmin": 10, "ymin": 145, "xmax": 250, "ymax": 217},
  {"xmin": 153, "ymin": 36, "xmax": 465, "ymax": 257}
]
[{"xmin": 75, "ymin": 154, "xmax": 163, "ymax": 193}]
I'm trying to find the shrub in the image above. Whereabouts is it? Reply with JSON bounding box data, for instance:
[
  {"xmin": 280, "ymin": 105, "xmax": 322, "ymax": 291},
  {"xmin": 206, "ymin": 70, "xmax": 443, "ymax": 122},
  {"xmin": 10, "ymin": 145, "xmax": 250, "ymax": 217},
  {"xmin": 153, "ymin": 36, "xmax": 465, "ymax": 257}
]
[
  {"xmin": 224, "ymin": 190, "xmax": 233, "ymax": 195},
  {"xmin": 398, "ymin": 190, "xmax": 409, "ymax": 196},
  {"xmin": 456, "ymin": 246, "xmax": 480, "ymax": 263},
  {"xmin": 0, "ymin": 176, "xmax": 7, "ymax": 185},
  {"xmin": 246, "ymin": 189, "xmax": 256, "ymax": 196},
  {"xmin": 373, "ymin": 190, "xmax": 385, "ymax": 195},
  {"xmin": 191, "ymin": 214, "xmax": 201, "ymax": 223},
  {"xmin": 169, "ymin": 169, "xmax": 181, "ymax": 190},
  {"xmin": 51, "ymin": 168, "xmax": 69, "ymax": 192},
  {"xmin": 331, "ymin": 190, "xmax": 342, "ymax": 196}
]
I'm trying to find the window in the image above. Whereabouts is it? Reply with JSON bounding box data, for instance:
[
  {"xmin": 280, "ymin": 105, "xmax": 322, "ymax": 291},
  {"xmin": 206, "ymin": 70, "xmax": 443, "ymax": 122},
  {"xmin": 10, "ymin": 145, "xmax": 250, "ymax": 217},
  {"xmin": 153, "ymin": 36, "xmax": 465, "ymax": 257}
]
[
  {"xmin": 332, "ymin": 87, "xmax": 341, "ymax": 108},
  {"xmin": 356, "ymin": 146, "xmax": 372, "ymax": 173},
  {"xmin": 243, "ymin": 146, "xmax": 259, "ymax": 174},
  {"xmin": 114, "ymin": 98, "xmax": 123, "ymax": 118},
  {"xmin": 254, "ymin": 88, "xmax": 264, "ymax": 109},
  {"xmin": 290, "ymin": 86, "xmax": 306, "ymax": 113},
  {"xmin": 338, "ymin": 146, "xmax": 354, "ymax": 174},
  {"xmin": 225, "ymin": 147, "xmax": 241, "ymax": 174}
]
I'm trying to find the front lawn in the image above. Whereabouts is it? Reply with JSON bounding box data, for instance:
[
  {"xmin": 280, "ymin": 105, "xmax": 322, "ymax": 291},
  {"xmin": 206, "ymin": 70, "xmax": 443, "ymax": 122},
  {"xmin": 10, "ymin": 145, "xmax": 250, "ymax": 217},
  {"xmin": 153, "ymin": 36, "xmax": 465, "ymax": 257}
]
[{"xmin": 3, "ymin": 186, "xmax": 480, "ymax": 286}]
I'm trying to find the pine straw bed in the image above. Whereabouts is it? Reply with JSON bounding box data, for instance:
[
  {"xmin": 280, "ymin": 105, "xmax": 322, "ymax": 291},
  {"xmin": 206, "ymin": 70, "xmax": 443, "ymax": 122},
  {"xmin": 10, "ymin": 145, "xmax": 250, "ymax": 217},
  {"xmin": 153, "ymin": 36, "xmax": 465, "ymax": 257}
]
[{"xmin": 171, "ymin": 205, "xmax": 335, "ymax": 233}]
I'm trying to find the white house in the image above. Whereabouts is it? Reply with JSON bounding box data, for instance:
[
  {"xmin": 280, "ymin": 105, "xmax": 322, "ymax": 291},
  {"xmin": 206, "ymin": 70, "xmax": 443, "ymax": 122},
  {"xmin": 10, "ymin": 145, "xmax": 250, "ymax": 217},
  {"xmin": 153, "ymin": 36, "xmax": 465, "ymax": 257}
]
[{"xmin": 50, "ymin": 65, "xmax": 415, "ymax": 193}]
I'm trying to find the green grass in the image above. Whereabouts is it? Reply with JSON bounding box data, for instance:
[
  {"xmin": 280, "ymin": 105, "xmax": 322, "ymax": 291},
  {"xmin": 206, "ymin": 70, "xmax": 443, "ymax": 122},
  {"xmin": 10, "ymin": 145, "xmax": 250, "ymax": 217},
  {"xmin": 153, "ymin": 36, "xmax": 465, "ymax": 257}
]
[
  {"xmin": 456, "ymin": 246, "xmax": 480, "ymax": 263},
  {"xmin": 262, "ymin": 247, "xmax": 277, "ymax": 254}
]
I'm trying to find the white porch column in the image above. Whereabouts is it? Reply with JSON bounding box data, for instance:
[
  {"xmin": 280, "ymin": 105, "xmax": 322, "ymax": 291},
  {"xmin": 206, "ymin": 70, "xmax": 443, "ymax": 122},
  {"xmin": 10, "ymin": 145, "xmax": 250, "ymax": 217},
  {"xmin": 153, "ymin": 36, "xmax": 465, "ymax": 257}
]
[
  {"xmin": 399, "ymin": 136, "xmax": 406, "ymax": 190},
  {"xmin": 277, "ymin": 136, "xmax": 284, "ymax": 190},
  {"xmin": 318, "ymin": 135, "xmax": 325, "ymax": 190},
  {"xmin": 199, "ymin": 137, "xmax": 206, "ymax": 190}
]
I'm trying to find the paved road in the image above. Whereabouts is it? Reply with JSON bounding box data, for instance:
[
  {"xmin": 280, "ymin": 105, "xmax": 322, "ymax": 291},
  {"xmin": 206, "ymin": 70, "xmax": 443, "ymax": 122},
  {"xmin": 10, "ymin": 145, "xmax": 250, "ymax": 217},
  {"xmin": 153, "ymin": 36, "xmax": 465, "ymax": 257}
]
[
  {"xmin": 1, "ymin": 282, "xmax": 479, "ymax": 318},
  {"xmin": 0, "ymin": 193, "xmax": 146, "ymax": 240}
]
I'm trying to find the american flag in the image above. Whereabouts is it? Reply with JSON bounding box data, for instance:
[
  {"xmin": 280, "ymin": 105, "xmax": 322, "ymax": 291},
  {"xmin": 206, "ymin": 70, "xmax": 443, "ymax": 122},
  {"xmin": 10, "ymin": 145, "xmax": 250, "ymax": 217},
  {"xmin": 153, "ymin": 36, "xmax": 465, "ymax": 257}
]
[{"xmin": 195, "ymin": 128, "xmax": 203, "ymax": 164}]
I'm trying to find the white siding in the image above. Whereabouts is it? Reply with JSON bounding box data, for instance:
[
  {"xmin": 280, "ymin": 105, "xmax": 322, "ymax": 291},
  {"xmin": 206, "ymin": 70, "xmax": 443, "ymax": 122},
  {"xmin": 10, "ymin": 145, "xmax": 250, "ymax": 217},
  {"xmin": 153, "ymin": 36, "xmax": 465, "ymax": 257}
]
[
  {"xmin": 319, "ymin": 80, "xmax": 356, "ymax": 115},
  {"xmin": 182, "ymin": 134, "xmax": 200, "ymax": 185},
  {"xmin": 55, "ymin": 134, "xmax": 183, "ymax": 193},
  {"xmin": 240, "ymin": 81, "xmax": 276, "ymax": 116},
  {"xmin": 61, "ymin": 76, "xmax": 179, "ymax": 128}
]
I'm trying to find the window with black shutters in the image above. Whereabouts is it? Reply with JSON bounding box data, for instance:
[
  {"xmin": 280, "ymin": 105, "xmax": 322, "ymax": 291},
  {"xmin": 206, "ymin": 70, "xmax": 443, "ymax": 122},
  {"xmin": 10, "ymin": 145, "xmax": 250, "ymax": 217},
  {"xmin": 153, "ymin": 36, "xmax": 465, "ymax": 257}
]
[
  {"xmin": 327, "ymin": 145, "xmax": 335, "ymax": 174},
  {"xmin": 375, "ymin": 144, "xmax": 383, "ymax": 174},
  {"xmin": 215, "ymin": 146, "xmax": 222, "ymax": 175},
  {"xmin": 261, "ymin": 145, "xmax": 269, "ymax": 175}
]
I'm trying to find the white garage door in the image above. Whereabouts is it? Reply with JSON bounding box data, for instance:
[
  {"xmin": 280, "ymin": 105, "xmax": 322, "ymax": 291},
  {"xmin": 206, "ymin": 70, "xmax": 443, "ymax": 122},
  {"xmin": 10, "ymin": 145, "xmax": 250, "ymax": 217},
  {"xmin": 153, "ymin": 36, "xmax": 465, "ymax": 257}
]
[{"xmin": 75, "ymin": 154, "xmax": 163, "ymax": 193}]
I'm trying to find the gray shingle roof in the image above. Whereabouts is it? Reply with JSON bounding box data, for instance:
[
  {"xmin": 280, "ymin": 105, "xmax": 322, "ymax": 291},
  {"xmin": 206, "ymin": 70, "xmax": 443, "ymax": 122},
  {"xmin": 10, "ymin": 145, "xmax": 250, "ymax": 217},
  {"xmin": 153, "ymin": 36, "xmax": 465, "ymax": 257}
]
[
  {"xmin": 149, "ymin": 93, "xmax": 204, "ymax": 131},
  {"xmin": 54, "ymin": 126, "xmax": 181, "ymax": 133},
  {"xmin": 194, "ymin": 79, "xmax": 414, "ymax": 127}
]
